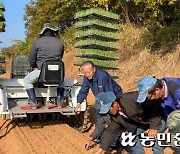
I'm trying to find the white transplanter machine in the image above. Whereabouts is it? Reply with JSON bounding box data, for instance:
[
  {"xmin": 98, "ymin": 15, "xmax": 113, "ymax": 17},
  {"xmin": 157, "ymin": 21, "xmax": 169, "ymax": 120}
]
[{"xmin": 0, "ymin": 56, "xmax": 87, "ymax": 130}]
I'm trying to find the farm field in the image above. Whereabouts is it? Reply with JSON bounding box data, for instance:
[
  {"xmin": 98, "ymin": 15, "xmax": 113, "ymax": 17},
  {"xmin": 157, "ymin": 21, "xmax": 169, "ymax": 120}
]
[{"xmin": 0, "ymin": 48, "xmax": 179, "ymax": 154}]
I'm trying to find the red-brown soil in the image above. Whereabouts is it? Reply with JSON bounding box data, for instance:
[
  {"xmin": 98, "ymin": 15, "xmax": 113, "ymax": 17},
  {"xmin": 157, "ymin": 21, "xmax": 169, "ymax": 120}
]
[{"xmin": 0, "ymin": 46, "xmax": 179, "ymax": 154}]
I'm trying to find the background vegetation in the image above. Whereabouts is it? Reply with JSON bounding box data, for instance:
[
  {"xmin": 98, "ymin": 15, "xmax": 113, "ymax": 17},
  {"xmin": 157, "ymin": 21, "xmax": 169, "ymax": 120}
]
[{"xmin": 2, "ymin": 0, "xmax": 180, "ymax": 60}]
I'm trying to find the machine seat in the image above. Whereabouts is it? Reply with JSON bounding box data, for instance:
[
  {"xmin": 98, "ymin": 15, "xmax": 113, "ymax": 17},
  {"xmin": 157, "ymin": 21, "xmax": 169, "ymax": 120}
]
[{"xmin": 36, "ymin": 59, "xmax": 64, "ymax": 87}]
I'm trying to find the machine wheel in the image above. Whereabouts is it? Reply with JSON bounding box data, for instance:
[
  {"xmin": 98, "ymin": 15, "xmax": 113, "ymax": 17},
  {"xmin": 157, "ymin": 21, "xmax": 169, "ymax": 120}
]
[
  {"xmin": 13, "ymin": 118, "xmax": 19, "ymax": 123},
  {"xmin": 51, "ymin": 112, "xmax": 56, "ymax": 120},
  {"xmin": 38, "ymin": 113, "xmax": 43, "ymax": 122},
  {"xmin": 42, "ymin": 113, "xmax": 47, "ymax": 121},
  {"xmin": 26, "ymin": 114, "xmax": 34, "ymax": 122},
  {"xmin": 56, "ymin": 113, "xmax": 61, "ymax": 120}
]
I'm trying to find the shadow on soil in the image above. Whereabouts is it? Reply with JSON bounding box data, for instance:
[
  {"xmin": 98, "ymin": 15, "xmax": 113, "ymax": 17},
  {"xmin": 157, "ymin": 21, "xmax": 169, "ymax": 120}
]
[
  {"xmin": 0, "ymin": 119, "xmax": 16, "ymax": 139},
  {"xmin": 0, "ymin": 105, "xmax": 97, "ymax": 137}
]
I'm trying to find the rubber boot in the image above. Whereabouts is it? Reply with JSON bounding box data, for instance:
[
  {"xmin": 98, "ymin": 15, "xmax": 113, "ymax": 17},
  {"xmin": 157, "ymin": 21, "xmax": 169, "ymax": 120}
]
[
  {"xmin": 26, "ymin": 88, "xmax": 37, "ymax": 109},
  {"xmin": 57, "ymin": 88, "xmax": 65, "ymax": 108}
]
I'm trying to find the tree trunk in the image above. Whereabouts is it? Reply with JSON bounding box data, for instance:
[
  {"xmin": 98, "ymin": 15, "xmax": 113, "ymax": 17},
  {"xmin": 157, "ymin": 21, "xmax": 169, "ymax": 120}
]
[{"xmin": 120, "ymin": 0, "xmax": 131, "ymax": 24}]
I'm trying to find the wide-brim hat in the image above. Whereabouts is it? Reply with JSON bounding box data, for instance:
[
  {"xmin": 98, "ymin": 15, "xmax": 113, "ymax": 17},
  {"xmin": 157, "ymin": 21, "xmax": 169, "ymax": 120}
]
[{"xmin": 39, "ymin": 23, "xmax": 58, "ymax": 35}]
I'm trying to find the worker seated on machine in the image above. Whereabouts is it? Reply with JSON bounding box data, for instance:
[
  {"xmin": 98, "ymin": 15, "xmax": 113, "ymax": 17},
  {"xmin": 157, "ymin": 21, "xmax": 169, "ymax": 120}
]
[{"xmin": 24, "ymin": 23, "xmax": 65, "ymax": 109}]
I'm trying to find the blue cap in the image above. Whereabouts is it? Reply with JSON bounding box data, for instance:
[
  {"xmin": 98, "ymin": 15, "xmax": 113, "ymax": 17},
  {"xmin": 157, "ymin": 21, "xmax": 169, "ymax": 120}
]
[
  {"xmin": 94, "ymin": 92, "xmax": 105, "ymax": 109},
  {"xmin": 136, "ymin": 76, "xmax": 157, "ymax": 103},
  {"xmin": 95, "ymin": 92, "xmax": 116, "ymax": 114}
]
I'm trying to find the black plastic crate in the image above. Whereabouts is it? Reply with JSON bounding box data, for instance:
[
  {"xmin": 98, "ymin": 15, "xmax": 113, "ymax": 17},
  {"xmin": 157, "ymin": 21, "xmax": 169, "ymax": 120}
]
[{"xmin": 11, "ymin": 55, "xmax": 30, "ymax": 79}]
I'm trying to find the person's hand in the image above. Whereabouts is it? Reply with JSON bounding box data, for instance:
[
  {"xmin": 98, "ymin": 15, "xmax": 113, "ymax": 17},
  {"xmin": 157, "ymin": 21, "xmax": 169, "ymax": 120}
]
[
  {"xmin": 147, "ymin": 129, "xmax": 158, "ymax": 140},
  {"xmin": 84, "ymin": 137, "xmax": 92, "ymax": 150},
  {"xmin": 75, "ymin": 103, "xmax": 81, "ymax": 114},
  {"xmin": 92, "ymin": 148, "xmax": 105, "ymax": 154}
]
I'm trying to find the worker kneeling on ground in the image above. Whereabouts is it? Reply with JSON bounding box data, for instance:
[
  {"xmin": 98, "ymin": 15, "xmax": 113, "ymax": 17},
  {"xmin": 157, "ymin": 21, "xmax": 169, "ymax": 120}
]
[
  {"xmin": 137, "ymin": 76, "xmax": 180, "ymax": 152},
  {"xmin": 90, "ymin": 91, "xmax": 166, "ymax": 154}
]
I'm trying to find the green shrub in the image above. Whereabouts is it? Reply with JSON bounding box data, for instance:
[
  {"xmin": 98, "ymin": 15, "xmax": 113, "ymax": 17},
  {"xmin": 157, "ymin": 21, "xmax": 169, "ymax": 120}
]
[
  {"xmin": 0, "ymin": 56, "xmax": 5, "ymax": 63},
  {"xmin": 0, "ymin": 66, "xmax": 6, "ymax": 74},
  {"xmin": 61, "ymin": 26, "xmax": 76, "ymax": 52},
  {"xmin": 143, "ymin": 25, "xmax": 180, "ymax": 51}
]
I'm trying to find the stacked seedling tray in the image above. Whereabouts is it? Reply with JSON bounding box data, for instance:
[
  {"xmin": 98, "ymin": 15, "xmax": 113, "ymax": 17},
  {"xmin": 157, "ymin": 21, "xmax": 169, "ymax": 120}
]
[
  {"xmin": 0, "ymin": 22, "xmax": 5, "ymax": 32},
  {"xmin": 0, "ymin": 2, "xmax": 6, "ymax": 74},
  {"xmin": 0, "ymin": 2, "xmax": 5, "ymax": 32},
  {"xmin": 74, "ymin": 8, "xmax": 120, "ymax": 70}
]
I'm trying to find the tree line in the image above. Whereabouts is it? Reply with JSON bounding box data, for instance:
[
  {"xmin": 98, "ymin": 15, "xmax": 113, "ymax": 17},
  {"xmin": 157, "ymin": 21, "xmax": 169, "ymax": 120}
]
[{"xmin": 2, "ymin": 0, "xmax": 180, "ymax": 56}]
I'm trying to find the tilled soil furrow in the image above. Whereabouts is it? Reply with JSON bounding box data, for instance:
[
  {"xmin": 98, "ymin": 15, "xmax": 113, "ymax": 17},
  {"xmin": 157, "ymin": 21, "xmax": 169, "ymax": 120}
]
[
  {"xmin": 27, "ymin": 122, "xmax": 72, "ymax": 154},
  {"xmin": 40, "ymin": 120, "xmax": 89, "ymax": 143},
  {"xmin": 32, "ymin": 127, "xmax": 61, "ymax": 153},
  {"xmin": 39, "ymin": 126, "xmax": 83, "ymax": 153},
  {"xmin": 14, "ymin": 124, "xmax": 37, "ymax": 154},
  {"xmin": 53, "ymin": 123, "xmax": 89, "ymax": 142},
  {"xmin": 46, "ymin": 121, "xmax": 99, "ymax": 153},
  {"xmin": 37, "ymin": 123, "xmax": 86, "ymax": 154},
  {"xmin": 22, "ymin": 122, "xmax": 55, "ymax": 154}
]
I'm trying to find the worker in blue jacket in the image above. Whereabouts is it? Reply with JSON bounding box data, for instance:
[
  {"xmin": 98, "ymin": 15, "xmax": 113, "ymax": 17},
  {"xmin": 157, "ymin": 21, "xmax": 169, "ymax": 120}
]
[
  {"xmin": 75, "ymin": 61, "xmax": 123, "ymax": 114},
  {"xmin": 136, "ymin": 76, "xmax": 180, "ymax": 115},
  {"xmin": 136, "ymin": 76, "xmax": 180, "ymax": 151}
]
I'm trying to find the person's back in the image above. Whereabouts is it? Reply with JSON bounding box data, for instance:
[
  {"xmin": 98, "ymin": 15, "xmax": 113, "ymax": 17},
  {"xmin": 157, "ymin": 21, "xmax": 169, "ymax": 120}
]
[
  {"xmin": 28, "ymin": 30, "xmax": 64, "ymax": 70},
  {"xmin": 24, "ymin": 23, "xmax": 65, "ymax": 109}
]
